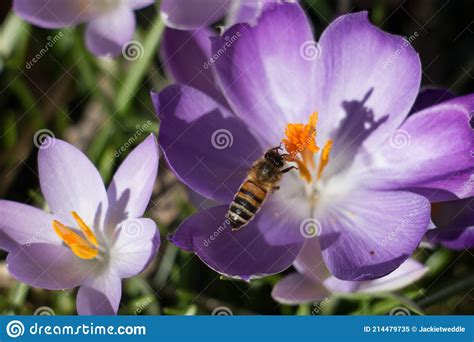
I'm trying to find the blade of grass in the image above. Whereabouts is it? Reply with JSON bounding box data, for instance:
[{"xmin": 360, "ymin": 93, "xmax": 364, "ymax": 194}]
[
  {"xmin": 115, "ymin": 15, "xmax": 164, "ymax": 117},
  {"xmin": 9, "ymin": 282, "xmax": 29, "ymax": 309},
  {"xmin": 0, "ymin": 14, "xmax": 29, "ymax": 58}
]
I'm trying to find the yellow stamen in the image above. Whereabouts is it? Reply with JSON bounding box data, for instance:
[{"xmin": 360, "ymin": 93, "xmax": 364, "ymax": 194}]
[
  {"xmin": 71, "ymin": 211, "xmax": 98, "ymax": 247},
  {"xmin": 52, "ymin": 213, "xmax": 99, "ymax": 260},
  {"xmin": 317, "ymin": 139, "xmax": 333, "ymax": 180}
]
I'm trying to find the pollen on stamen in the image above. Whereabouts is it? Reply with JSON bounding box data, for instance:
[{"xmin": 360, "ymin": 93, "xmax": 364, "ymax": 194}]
[
  {"xmin": 282, "ymin": 112, "xmax": 320, "ymax": 156},
  {"xmin": 282, "ymin": 112, "xmax": 321, "ymax": 183},
  {"xmin": 52, "ymin": 212, "xmax": 99, "ymax": 260}
]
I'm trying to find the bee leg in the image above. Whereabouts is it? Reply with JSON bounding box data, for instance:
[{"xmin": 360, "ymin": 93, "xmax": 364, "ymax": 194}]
[
  {"xmin": 281, "ymin": 166, "xmax": 298, "ymax": 174},
  {"xmin": 272, "ymin": 186, "xmax": 280, "ymax": 192}
]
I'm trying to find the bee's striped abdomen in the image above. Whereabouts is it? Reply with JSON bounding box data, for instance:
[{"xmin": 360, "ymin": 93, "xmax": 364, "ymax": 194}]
[{"xmin": 227, "ymin": 180, "xmax": 267, "ymax": 230}]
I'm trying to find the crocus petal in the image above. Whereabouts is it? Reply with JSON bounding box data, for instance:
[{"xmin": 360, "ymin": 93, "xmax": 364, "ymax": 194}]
[
  {"xmin": 225, "ymin": 0, "xmax": 266, "ymax": 27},
  {"xmin": 160, "ymin": 0, "xmax": 230, "ymax": 30},
  {"xmin": 85, "ymin": 6, "xmax": 136, "ymax": 57},
  {"xmin": 77, "ymin": 272, "xmax": 122, "ymax": 315},
  {"xmin": 254, "ymin": 178, "xmax": 312, "ymax": 246},
  {"xmin": 410, "ymin": 87, "xmax": 456, "ymax": 114},
  {"xmin": 0, "ymin": 232, "xmax": 17, "ymax": 252},
  {"xmin": 318, "ymin": 189, "xmax": 430, "ymax": 281},
  {"xmin": 226, "ymin": 0, "xmax": 298, "ymax": 27},
  {"xmin": 169, "ymin": 205, "xmax": 303, "ymax": 279},
  {"xmin": 272, "ymin": 273, "xmax": 330, "ymax": 305},
  {"xmin": 152, "ymin": 85, "xmax": 263, "ymax": 203},
  {"xmin": 324, "ymin": 258, "xmax": 428, "ymax": 294},
  {"xmin": 111, "ymin": 218, "xmax": 160, "ymax": 278},
  {"xmin": 38, "ymin": 138, "xmax": 108, "ymax": 229},
  {"xmin": 369, "ymin": 95, "xmax": 474, "ymax": 200},
  {"xmin": 161, "ymin": 28, "xmax": 228, "ymax": 107},
  {"xmin": 13, "ymin": 0, "xmax": 94, "ymax": 28},
  {"xmin": 426, "ymin": 226, "xmax": 474, "ymax": 250},
  {"xmin": 293, "ymin": 238, "xmax": 332, "ymax": 282},
  {"xmin": 225, "ymin": 1, "xmax": 262, "ymax": 27},
  {"xmin": 0, "ymin": 201, "xmax": 59, "ymax": 250},
  {"xmin": 107, "ymin": 135, "xmax": 158, "ymax": 228},
  {"xmin": 127, "ymin": 0, "xmax": 155, "ymax": 10},
  {"xmin": 314, "ymin": 12, "xmax": 421, "ymax": 159},
  {"xmin": 212, "ymin": 2, "xmax": 317, "ymax": 145},
  {"xmin": 6, "ymin": 244, "xmax": 91, "ymax": 290}
]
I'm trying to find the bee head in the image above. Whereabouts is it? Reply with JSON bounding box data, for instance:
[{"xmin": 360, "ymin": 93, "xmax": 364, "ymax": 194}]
[{"xmin": 264, "ymin": 148, "xmax": 285, "ymax": 167}]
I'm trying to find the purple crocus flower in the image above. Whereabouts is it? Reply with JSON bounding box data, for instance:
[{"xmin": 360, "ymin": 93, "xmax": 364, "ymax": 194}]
[
  {"xmin": 13, "ymin": 0, "xmax": 154, "ymax": 56},
  {"xmin": 0, "ymin": 135, "xmax": 160, "ymax": 315},
  {"xmin": 160, "ymin": 0, "xmax": 294, "ymax": 83},
  {"xmin": 271, "ymin": 239, "xmax": 428, "ymax": 304},
  {"xmin": 160, "ymin": 0, "xmax": 292, "ymax": 30},
  {"xmin": 407, "ymin": 88, "xmax": 473, "ymax": 250},
  {"xmin": 152, "ymin": 3, "xmax": 474, "ymax": 281}
]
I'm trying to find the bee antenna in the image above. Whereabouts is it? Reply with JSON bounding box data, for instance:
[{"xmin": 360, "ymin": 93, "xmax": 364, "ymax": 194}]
[{"xmin": 272, "ymin": 143, "xmax": 283, "ymax": 151}]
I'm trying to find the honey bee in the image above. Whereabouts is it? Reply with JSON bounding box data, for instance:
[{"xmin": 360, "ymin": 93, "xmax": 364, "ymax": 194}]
[{"xmin": 226, "ymin": 145, "xmax": 296, "ymax": 230}]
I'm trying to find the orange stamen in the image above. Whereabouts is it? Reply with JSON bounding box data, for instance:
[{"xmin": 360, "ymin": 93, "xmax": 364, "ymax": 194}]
[
  {"xmin": 317, "ymin": 140, "xmax": 333, "ymax": 180},
  {"xmin": 282, "ymin": 112, "xmax": 334, "ymax": 183},
  {"xmin": 52, "ymin": 213, "xmax": 99, "ymax": 260},
  {"xmin": 284, "ymin": 154, "xmax": 312, "ymax": 183},
  {"xmin": 282, "ymin": 112, "xmax": 320, "ymax": 183},
  {"xmin": 71, "ymin": 211, "xmax": 98, "ymax": 247},
  {"xmin": 282, "ymin": 112, "xmax": 320, "ymax": 156}
]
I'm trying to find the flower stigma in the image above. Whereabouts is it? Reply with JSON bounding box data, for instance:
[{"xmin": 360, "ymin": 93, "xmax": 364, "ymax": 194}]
[
  {"xmin": 282, "ymin": 112, "xmax": 333, "ymax": 184},
  {"xmin": 52, "ymin": 211, "xmax": 100, "ymax": 260}
]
